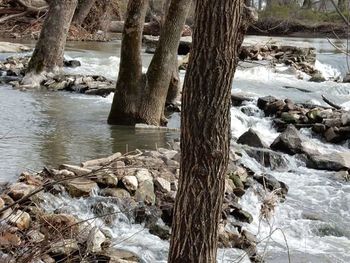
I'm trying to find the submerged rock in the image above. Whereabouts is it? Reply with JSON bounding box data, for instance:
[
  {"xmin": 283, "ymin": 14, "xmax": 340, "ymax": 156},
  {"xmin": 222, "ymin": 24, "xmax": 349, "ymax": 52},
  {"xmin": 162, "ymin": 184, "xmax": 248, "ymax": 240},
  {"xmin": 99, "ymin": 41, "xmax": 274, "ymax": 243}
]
[{"xmin": 237, "ymin": 128, "xmax": 268, "ymax": 148}]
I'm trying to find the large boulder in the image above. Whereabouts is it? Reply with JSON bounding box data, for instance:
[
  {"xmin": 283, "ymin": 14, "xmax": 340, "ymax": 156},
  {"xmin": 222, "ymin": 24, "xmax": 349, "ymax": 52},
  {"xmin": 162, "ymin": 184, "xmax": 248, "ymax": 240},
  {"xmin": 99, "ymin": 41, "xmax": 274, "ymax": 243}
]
[
  {"xmin": 64, "ymin": 178, "xmax": 98, "ymax": 197},
  {"xmin": 237, "ymin": 128, "xmax": 268, "ymax": 148},
  {"xmin": 307, "ymin": 152, "xmax": 350, "ymax": 171},
  {"xmin": 270, "ymin": 125, "xmax": 304, "ymax": 155}
]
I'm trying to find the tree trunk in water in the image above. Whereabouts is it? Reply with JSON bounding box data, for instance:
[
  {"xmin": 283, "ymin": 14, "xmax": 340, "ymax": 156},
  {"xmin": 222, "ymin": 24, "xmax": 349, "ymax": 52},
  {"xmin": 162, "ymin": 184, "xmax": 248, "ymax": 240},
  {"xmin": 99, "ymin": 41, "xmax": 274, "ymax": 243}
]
[
  {"xmin": 107, "ymin": 0, "xmax": 149, "ymax": 125},
  {"xmin": 108, "ymin": 0, "xmax": 191, "ymax": 126},
  {"xmin": 72, "ymin": 0, "xmax": 96, "ymax": 26},
  {"xmin": 27, "ymin": 0, "xmax": 78, "ymax": 73},
  {"xmin": 139, "ymin": 0, "xmax": 191, "ymax": 125},
  {"xmin": 168, "ymin": 0, "xmax": 249, "ymax": 262}
]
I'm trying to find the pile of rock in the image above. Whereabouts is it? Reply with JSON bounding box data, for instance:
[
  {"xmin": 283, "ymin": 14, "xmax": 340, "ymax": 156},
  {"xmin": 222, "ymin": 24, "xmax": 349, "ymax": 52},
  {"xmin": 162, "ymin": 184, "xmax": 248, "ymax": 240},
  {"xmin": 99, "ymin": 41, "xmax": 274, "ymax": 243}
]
[
  {"xmin": 0, "ymin": 147, "xmax": 287, "ymax": 262},
  {"xmin": 0, "ymin": 56, "xmax": 116, "ymax": 96},
  {"xmin": 257, "ymin": 96, "xmax": 350, "ymax": 144}
]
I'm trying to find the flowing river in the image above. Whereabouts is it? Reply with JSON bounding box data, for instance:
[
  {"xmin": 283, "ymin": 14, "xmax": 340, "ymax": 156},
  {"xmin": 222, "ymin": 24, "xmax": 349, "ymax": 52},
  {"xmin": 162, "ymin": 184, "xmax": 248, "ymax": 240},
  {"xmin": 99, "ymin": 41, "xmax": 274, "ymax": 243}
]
[{"xmin": 0, "ymin": 36, "xmax": 349, "ymax": 262}]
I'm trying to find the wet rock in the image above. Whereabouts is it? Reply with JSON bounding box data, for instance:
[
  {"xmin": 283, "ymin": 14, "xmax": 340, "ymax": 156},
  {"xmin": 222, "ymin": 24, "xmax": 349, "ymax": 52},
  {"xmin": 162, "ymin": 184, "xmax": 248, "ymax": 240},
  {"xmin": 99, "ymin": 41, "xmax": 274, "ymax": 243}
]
[
  {"xmin": 231, "ymin": 209, "xmax": 253, "ymax": 224},
  {"xmin": 154, "ymin": 177, "xmax": 171, "ymax": 193},
  {"xmin": 307, "ymin": 152, "xmax": 350, "ymax": 171},
  {"xmin": 237, "ymin": 128, "xmax": 268, "ymax": 148},
  {"xmin": 64, "ymin": 178, "xmax": 98, "ymax": 197},
  {"xmin": 244, "ymin": 147, "xmax": 288, "ymax": 170},
  {"xmin": 135, "ymin": 180, "xmax": 156, "ymax": 205},
  {"xmin": 334, "ymin": 170, "xmax": 349, "ymax": 181},
  {"xmin": 134, "ymin": 169, "xmax": 153, "ymax": 184},
  {"xmin": 7, "ymin": 210, "xmax": 31, "ymax": 230},
  {"xmin": 254, "ymin": 174, "xmax": 288, "ymax": 197},
  {"xmin": 149, "ymin": 223, "xmax": 171, "ymax": 240},
  {"xmin": 122, "ymin": 175, "xmax": 138, "ymax": 193},
  {"xmin": 312, "ymin": 123, "xmax": 327, "ymax": 134},
  {"xmin": 257, "ymin": 96, "xmax": 277, "ymax": 111},
  {"xmin": 87, "ymin": 227, "xmax": 107, "ymax": 253},
  {"xmin": 281, "ymin": 111, "xmax": 300, "ymax": 123},
  {"xmin": 341, "ymin": 113, "xmax": 350, "ymax": 126},
  {"xmin": 64, "ymin": 60, "xmax": 81, "ymax": 68},
  {"xmin": 324, "ymin": 127, "xmax": 343, "ymax": 143},
  {"xmin": 231, "ymin": 94, "xmax": 254, "ymax": 106},
  {"xmin": 8, "ymin": 183, "xmax": 36, "ymax": 200},
  {"xmin": 160, "ymin": 204, "xmax": 173, "ymax": 226},
  {"xmin": 270, "ymin": 125, "xmax": 303, "ymax": 155}
]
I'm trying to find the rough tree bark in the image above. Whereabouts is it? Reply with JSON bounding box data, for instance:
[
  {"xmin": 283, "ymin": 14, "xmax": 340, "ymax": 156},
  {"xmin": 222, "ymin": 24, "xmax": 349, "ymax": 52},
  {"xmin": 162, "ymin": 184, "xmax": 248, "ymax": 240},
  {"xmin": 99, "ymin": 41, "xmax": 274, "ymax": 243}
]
[
  {"xmin": 108, "ymin": 0, "xmax": 191, "ymax": 126},
  {"xmin": 107, "ymin": 0, "xmax": 149, "ymax": 125},
  {"xmin": 72, "ymin": 0, "xmax": 96, "ymax": 26},
  {"xmin": 26, "ymin": 0, "xmax": 78, "ymax": 74},
  {"xmin": 168, "ymin": 1, "xmax": 252, "ymax": 262}
]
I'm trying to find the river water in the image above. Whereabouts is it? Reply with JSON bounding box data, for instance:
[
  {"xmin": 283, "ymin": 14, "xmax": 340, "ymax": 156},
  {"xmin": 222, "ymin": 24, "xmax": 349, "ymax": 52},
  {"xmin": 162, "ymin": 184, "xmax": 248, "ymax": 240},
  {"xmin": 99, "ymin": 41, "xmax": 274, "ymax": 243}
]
[{"xmin": 0, "ymin": 36, "xmax": 350, "ymax": 262}]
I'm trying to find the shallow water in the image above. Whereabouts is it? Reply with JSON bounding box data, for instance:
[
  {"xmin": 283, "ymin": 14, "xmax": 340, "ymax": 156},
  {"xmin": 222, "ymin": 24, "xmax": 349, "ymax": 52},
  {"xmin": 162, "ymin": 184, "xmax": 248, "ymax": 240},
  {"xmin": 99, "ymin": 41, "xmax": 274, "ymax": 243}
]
[{"xmin": 1, "ymin": 36, "xmax": 350, "ymax": 262}]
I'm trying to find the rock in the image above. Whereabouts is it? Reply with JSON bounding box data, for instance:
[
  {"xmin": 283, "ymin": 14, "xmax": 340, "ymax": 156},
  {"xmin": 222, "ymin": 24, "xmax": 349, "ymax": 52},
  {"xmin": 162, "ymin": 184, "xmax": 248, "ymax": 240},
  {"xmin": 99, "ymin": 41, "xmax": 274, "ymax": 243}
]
[
  {"xmin": 122, "ymin": 176, "xmax": 138, "ymax": 193},
  {"xmin": 87, "ymin": 227, "xmax": 106, "ymax": 253},
  {"xmin": 324, "ymin": 127, "xmax": 342, "ymax": 143},
  {"xmin": 254, "ymin": 174, "xmax": 288, "ymax": 197},
  {"xmin": 229, "ymin": 174, "xmax": 244, "ymax": 189},
  {"xmin": 257, "ymin": 96, "xmax": 277, "ymax": 111},
  {"xmin": 100, "ymin": 188, "xmax": 131, "ymax": 199},
  {"xmin": 149, "ymin": 223, "xmax": 170, "ymax": 240},
  {"xmin": 64, "ymin": 178, "xmax": 98, "ymax": 197},
  {"xmin": 27, "ymin": 230, "xmax": 45, "ymax": 243},
  {"xmin": 135, "ymin": 181, "xmax": 156, "ymax": 205},
  {"xmin": 92, "ymin": 169, "xmax": 118, "ymax": 187},
  {"xmin": 0, "ymin": 197, "xmax": 4, "ymax": 209},
  {"xmin": 307, "ymin": 152, "xmax": 350, "ymax": 171},
  {"xmin": 237, "ymin": 128, "xmax": 268, "ymax": 148},
  {"xmin": 281, "ymin": 112, "xmax": 300, "ymax": 123},
  {"xmin": 231, "ymin": 94, "xmax": 254, "ymax": 106},
  {"xmin": 134, "ymin": 169, "xmax": 153, "ymax": 184},
  {"xmin": 270, "ymin": 125, "xmax": 303, "ymax": 155},
  {"xmin": 41, "ymin": 254, "xmax": 55, "ymax": 263},
  {"xmin": 91, "ymin": 202, "xmax": 117, "ymax": 225},
  {"xmin": 7, "ymin": 210, "xmax": 31, "ymax": 230},
  {"xmin": 154, "ymin": 177, "xmax": 171, "ymax": 193},
  {"xmin": 8, "ymin": 183, "xmax": 36, "ymax": 200},
  {"xmin": 343, "ymin": 72, "xmax": 350, "ymax": 83},
  {"xmin": 230, "ymin": 209, "xmax": 253, "ymax": 224},
  {"xmin": 64, "ymin": 60, "xmax": 81, "ymax": 68},
  {"xmin": 218, "ymin": 226, "xmax": 241, "ymax": 248},
  {"xmin": 341, "ymin": 113, "xmax": 350, "ymax": 126},
  {"xmin": 312, "ymin": 123, "xmax": 327, "ymax": 134},
  {"xmin": 50, "ymin": 239, "xmax": 79, "ymax": 256},
  {"xmin": 309, "ymin": 72, "xmax": 326, "ymax": 82},
  {"xmin": 244, "ymin": 147, "xmax": 288, "ymax": 170}
]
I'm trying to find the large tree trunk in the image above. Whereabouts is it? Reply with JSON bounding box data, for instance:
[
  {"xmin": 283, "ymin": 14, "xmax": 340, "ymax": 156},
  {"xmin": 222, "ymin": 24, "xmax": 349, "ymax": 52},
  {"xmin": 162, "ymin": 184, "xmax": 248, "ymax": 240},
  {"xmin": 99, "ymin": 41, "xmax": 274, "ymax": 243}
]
[
  {"xmin": 26, "ymin": 0, "xmax": 78, "ymax": 74},
  {"xmin": 108, "ymin": 0, "xmax": 191, "ymax": 126},
  {"xmin": 72, "ymin": 0, "xmax": 96, "ymax": 26},
  {"xmin": 107, "ymin": 0, "xmax": 149, "ymax": 125},
  {"xmin": 168, "ymin": 0, "xmax": 249, "ymax": 262}
]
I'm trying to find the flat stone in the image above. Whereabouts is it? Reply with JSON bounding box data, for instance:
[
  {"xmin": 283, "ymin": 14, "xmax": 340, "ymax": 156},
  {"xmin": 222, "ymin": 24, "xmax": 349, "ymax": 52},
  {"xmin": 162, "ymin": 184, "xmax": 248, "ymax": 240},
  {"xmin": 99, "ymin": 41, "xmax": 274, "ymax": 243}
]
[
  {"xmin": 64, "ymin": 178, "xmax": 98, "ymax": 197},
  {"xmin": 307, "ymin": 152, "xmax": 350, "ymax": 171}
]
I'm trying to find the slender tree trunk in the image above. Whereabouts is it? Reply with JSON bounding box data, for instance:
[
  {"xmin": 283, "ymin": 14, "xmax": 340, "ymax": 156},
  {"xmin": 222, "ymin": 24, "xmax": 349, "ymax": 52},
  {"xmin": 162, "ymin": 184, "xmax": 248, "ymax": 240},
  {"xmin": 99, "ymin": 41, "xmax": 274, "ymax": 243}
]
[
  {"xmin": 26, "ymin": 0, "xmax": 78, "ymax": 74},
  {"xmin": 168, "ymin": 0, "xmax": 249, "ymax": 262},
  {"xmin": 107, "ymin": 0, "xmax": 149, "ymax": 125},
  {"xmin": 108, "ymin": 0, "xmax": 191, "ymax": 126},
  {"xmin": 138, "ymin": 0, "xmax": 191, "ymax": 125},
  {"xmin": 72, "ymin": 0, "xmax": 96, "ymax": 26}
]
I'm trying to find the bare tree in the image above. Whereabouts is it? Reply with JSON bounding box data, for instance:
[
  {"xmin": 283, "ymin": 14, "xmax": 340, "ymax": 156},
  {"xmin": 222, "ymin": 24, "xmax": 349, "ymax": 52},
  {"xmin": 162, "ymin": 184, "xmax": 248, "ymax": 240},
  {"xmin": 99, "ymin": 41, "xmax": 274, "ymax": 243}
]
[
  {"xmin": 108, "ymin": 0, "xmax": 191, "ymax": 126},
  {"xmin": 168, "ymin": 1, "xmax": 256, "ymax": 262},
  {"xmin": 72, "ymin": 0, "xmax": 96, "ymax": 26}
]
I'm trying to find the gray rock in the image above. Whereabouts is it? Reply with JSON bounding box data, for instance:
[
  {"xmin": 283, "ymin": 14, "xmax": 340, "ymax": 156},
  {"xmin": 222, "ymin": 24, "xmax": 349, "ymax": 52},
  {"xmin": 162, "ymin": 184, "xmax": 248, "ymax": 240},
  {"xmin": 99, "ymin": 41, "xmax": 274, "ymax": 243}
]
[
  {"xmin": 154, "ymin": 177, "xmax": 171, "ymax": 193},
  {"xmin": 270, "ymin": 125, "xmax": 303, "ymax": 155},
  {"xmin": 307, "ymin": 152, "xmax": 350, "ymax": 171},
  {"xmin": 135, "ymin": 181, "xmax": 156, "ymax": 205},
  {"xmin": 237, "ymin": 128, "xmax": 268, "ymax": 148},
  {"xmin": 122, "ymin": 176, "xmax": 138, "ymax": 193},
  {"xmin": 309, "ymin": 72, "xmax": 326, "ymax": 82},
  {"xmin": 64, "ymin": 178, "xmax": 98, "ymax": 197}
]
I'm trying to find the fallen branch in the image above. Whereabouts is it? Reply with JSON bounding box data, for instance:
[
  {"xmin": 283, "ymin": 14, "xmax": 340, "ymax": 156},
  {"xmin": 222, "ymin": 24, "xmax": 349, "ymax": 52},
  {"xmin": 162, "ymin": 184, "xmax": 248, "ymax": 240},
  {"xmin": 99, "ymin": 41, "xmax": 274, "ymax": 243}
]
[
  {"xmin": 322, "ymin": 94, "xmax": 342, "ymax": 110},
  {"xmin": 0, "ymin": 11, "xmax": 28, "ymax": 23},
  {"xmin": 15, "ymin": 0, "xmax": 48, "ymax": 12},
  {"xmin": 327, "ymin": 38, "xmax": 350, "ymax": 56}
]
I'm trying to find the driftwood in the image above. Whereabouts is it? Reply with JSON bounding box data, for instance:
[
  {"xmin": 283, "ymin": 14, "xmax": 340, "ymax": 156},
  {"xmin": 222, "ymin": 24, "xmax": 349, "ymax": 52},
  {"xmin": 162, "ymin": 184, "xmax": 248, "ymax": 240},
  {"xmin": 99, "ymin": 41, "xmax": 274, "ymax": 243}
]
[
  {"xmin": 322, "ymin": 94, "xmax": 342, "ymax": 110},
  {"xmin": 81, "ymin": 152, "xmax": 122, "ymax": 168},
  {"xmin": 15, "ymin": 0, "xmax": 48, "ymax": 12}
]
